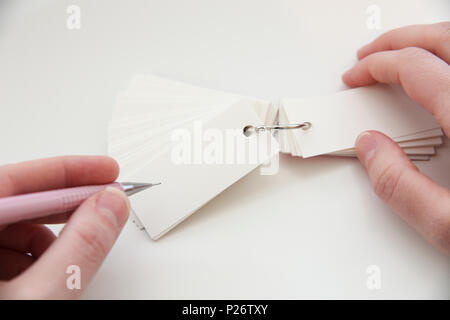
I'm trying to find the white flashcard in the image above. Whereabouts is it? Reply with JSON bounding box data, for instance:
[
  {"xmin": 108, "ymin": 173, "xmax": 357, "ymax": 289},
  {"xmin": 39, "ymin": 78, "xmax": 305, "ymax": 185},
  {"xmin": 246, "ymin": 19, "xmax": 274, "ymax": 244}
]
[
  {"xmin": 121, "ymin": 100, "xmax": 279, "ymax": 239},
  {"xmin": 281, "ymin": 84, "xmax": 441, "ymax": 158}
]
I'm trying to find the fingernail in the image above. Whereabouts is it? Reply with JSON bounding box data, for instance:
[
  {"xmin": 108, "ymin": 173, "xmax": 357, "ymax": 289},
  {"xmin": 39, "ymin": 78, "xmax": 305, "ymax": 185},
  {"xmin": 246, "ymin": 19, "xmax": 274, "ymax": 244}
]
[
  {"xmin": 355, "ymin": 131, "xmax": 377, "ymax": 168},
  {"xmin": 96, "ymin": 187, "xmax": 130, "ymax": 228}
]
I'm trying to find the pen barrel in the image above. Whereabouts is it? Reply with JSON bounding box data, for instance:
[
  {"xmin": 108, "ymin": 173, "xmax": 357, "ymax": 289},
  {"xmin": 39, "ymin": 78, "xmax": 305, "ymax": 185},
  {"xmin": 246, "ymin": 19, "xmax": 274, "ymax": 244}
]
[{"xmin": 0, "ymin": 183, "xmax": 121, "ymax": 225}]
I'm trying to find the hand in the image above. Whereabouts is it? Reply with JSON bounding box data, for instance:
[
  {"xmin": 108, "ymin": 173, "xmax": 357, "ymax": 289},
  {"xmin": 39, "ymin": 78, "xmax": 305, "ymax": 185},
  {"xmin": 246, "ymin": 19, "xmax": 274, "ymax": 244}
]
[
  {"xmin": 342, "ymin": 22, "xmax": 450, "ymax": 255},
  {"xmin": 0, "ymin": 156, "xmax": 129, "ymax": 299}
]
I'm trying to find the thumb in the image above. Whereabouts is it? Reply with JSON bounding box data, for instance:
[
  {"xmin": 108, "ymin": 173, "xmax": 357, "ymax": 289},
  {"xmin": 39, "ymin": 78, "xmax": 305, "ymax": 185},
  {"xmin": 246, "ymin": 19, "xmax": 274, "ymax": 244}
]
[
  {"xmin": 8, "ymin": 186, "xmax": 130, "ymax": 299},
  {"xmin": 355, "ymin": 131, "xmax": 450, "ymax": 255}
]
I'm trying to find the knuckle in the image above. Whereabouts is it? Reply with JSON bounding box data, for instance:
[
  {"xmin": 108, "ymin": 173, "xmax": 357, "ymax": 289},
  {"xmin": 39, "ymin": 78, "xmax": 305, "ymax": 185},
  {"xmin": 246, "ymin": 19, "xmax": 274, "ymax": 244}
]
[
  {"xmin": 71, "ymin": 222, "xmax": 110, "ymax": 265},
  {"xmin": 433, "ymin": 23, "xmax": 450, "ymax": 55},
  {"xmin": 400, "ymin": 46, "xmax": 430, "ymax": 59},
  {"xmin": 373, "ymin": 163, "xmax": 405, "ymax": 203},
  {"xmin": 397, "ymin": 47, "xmax": 434, "ymax": 77}
]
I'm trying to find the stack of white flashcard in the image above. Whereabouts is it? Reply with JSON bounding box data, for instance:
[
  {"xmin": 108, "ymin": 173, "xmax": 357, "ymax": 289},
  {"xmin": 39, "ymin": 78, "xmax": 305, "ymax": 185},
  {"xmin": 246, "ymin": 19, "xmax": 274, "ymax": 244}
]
[
  {"xmin": 108, "ymin": 75, "xmax": 443, "ymax": 239},
  {"xmin": 278, "ymin": 84, "xmax": 444, "ymax": 160}
]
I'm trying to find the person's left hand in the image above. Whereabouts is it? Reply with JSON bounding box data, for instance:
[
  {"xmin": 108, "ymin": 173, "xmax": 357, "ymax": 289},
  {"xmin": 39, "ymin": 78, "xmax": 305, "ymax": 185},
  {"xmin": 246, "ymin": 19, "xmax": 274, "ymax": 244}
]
[{"xmin": 0, "ymin": 156, "xmax": 129, "ymax": 299}]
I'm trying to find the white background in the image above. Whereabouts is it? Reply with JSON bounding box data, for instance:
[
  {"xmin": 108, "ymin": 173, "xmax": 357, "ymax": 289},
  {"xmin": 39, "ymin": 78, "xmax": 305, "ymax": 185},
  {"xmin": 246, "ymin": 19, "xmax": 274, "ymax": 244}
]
[{"xmin": 0, "ymin": 0, "xmax": 449, "ymax": 298}]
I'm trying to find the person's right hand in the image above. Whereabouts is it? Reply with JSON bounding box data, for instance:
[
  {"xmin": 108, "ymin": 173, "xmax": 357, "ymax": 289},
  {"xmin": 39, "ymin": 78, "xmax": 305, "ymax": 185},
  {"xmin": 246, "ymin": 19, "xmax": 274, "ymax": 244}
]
[
  {"xmin": 0, "ymin": 156, "xmax": 129, "ymax": 299},
  {"xmin": 342, "ymin": 22, "xmax": 450, "ymax": 255}
]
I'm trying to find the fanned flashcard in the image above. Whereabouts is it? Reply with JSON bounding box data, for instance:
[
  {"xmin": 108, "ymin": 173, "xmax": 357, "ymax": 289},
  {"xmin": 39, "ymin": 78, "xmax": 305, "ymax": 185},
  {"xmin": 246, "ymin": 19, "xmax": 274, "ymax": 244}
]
[{"xmin": 108, "ymin": 75, "xmax": 443, "ymax": 239}]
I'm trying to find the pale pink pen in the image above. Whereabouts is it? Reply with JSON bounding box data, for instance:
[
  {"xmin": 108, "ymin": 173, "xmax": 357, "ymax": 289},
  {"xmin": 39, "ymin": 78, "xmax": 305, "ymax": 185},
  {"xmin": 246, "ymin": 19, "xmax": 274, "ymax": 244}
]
[{"xmin": 0, "ymin": 182, "xmax": 160, "ymax": 225}]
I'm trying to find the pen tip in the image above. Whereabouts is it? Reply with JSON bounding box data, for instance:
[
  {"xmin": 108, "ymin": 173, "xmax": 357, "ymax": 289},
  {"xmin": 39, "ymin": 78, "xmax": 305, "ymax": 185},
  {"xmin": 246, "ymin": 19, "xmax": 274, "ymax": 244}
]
[{"xmin": 121, "ymin": 182, "xmax": 161, "ymax": 196}]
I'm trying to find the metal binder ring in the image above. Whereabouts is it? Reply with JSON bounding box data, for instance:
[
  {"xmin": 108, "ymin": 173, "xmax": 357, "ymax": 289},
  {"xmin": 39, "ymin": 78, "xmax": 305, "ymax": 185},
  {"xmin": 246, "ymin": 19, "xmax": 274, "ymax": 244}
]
[{"xmin": 243, "ymin": 122, "xmax": 311, "ymax": 137}]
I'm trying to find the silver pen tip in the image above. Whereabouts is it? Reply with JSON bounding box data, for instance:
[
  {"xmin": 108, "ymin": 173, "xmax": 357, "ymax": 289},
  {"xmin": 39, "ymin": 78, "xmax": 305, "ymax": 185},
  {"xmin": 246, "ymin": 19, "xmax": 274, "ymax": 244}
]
[{"xmin": 121, "ymin": 182, "xmax": 161, "ymax": 196}]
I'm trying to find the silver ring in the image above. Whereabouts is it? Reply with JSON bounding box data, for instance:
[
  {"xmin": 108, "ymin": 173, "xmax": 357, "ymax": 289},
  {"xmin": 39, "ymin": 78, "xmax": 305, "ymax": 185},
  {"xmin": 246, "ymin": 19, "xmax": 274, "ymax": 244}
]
[{"xmin": 243, "ymin": 122, "xmax": 311, "ymax": 137}]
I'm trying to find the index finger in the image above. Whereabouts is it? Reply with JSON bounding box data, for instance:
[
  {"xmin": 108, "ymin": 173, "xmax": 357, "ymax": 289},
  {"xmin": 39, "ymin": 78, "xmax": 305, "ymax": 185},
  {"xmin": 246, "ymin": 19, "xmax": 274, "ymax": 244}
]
[
  {"xmin": 342, "ymin": 47, "xmax": 450, "ymax": 137},
  {"xmin": 0, "ymin": 156, "xmax": 119, "ymax": 198},
  {"xmin": 357, "ymin": 22, "xmax": 450, "ymax": 63}
]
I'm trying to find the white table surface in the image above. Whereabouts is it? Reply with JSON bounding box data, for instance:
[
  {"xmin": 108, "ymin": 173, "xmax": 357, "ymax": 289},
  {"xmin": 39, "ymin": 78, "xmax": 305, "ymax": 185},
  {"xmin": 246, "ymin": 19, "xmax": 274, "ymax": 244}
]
[{"xmin": 0, "ymin": 0, "xmax": 449, "ymax": 299}]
